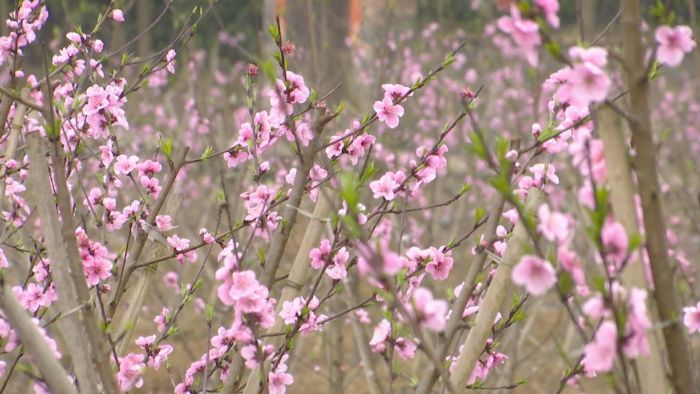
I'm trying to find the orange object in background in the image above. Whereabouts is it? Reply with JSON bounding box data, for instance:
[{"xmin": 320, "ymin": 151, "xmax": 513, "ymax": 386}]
[
  {"xmin": 277, "ymin": 0, "xmax": 287, "ymax": 34},
  {"xmin": 349, "ymin": 0, "xmax": 362, "ymax": 40},
  {"xmin": 496, "ymin": 0, "xmax": 514, "ymax": 10},
  {"xmin": 274, "ymin": 0, "xmax": 361, "ymax": 40}
]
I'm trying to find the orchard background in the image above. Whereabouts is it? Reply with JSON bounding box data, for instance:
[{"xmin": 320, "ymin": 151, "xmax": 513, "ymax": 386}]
[{"xmin": 0, "ymin": 0, "xmax": 700, "ymax": 393}]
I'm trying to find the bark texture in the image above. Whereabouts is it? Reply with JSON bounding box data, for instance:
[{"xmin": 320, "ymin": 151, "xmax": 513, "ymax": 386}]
[
  {"xmin": 620, "ymin": 0, "xmax": 698, "ymax": 391},
  {"xmin": 448, "ymin": 189, "xmax": 544, "ymax": 391},
  {"xmin": 597, "ymin": 107, "xmax": 669, "ymax": 394}
]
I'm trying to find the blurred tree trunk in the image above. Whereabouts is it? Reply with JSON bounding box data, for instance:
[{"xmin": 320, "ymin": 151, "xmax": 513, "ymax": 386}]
[
  {"xmin": 137, "ymin": 0, "xmax": 154, "ymax": 56},
  {"xmin": 0, "ymin": 1, "xmax": 6, "ymax": 36},
  {"xmin": 111, "ymin": 20, "xmax": 126, "ymax": 54},
  {"xmin": 582, "ymin": 4, "xmax": 669, "ymax": 394},
  {"xmin": 620, "ymin": 0, "xmax": 699, "ymax": 392},
  {"xmin": 597, "ymin": 107, "xmax": 670, "ymax": 394},
  {"xmin": 283, "ymin": 0, "xmax": 350, "ymax": 97},
  {"xmin": 582, "ymin": 0, "xmax": 597, "ymax": 39},
  {"xmin": 259, "ymin": 0, "xmax": 278, "ymax": 58},
  {"xmin": 690, "ymin": 0, "xmax": 697, "ymax": 29}
]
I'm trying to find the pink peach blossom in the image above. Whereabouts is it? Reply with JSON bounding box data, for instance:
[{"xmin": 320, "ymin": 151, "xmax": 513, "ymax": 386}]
[
  {"xmin": 583, "ymin": 321, "xmax": 617, "ymax": 374},
  {"xmin": 111, "ymin": 9, "xmax": 125, "ymax": 22},
  {"xmin": 684, "ymin": 302, "xmax": 700, "ymax": 334},
  {"xmin": 512, "ymin": 255, "xmax": 556, "ymax": 295},
  {"xmin": 655, "ymin": 25, "xmax": 696, "ymax": 67},
  {"xmin": 373, "ymin": 97, "xmax": 405, "ymax": 129}
]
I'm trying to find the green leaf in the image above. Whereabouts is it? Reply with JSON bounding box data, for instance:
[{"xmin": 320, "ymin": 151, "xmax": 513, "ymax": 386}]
[
  {"xmin": 46, "ymin": 118, "xmax": 61, "ymax": 140},
  {"xmin": 205, "ymin": 305, "xmax": 214, "ymax": 321},
  {"xmin": 396, "ymin": 269, "xmax": 407, "ymax": 286},
  {"xmin": 489, "ymin": 174, "xmax": 511, "ymax": 197},
  {"xmin": 267, "ymin": 24, "xmax": 280, "ymax": 41},
  {"xmin": 474, "ymin": 207, "xmax": 486, "ymax": 223},
  {"xmin": 99, "ymin": 320, "xmax": 112, "ymax": 334},
  {"xmin": 360, "ymin": 161, "xmax": 376, "ymax": 183},
  {"xmin": 166, "ymin": 326, "xmax": 179, "ymax": 338},
  {"xmin": 545, "ymin": 41, "xmax": 561, "ymax": 60},
  {"xmin": 340, "ymin": 172, "xmax": 361, "ymax": 209},
  {"xmin": 259, "ymin": 60, "xmax": 277, "ymax": 83},
  {"xmin": 361, "ymin": 113, "xmax": 371, "ymax": 125},
  {"xmin": 517, "ymin": 0, "xmax": 531, "ymax": 13},
  {"xmin": 592, "ymin": 275, "xmax": 606, "ymax": 294},
  {"xmin": 161, "ymin": 137, "xmax": 173, "ymax": 161},
  {"xmin": 467, "ymin": 131, "xmax": 488, "ymax": 161},
  {"xmin": 511, "ymin": 293, "xmax": 521, "ymax": 308},
  {"xmin": 511, "ymin": 308, "xmax": 526, "ymax": 323},
  {"xmin": 446, "ymin": 286, "xmax": 456, "ymax": 301},
  {"xmin": 341, "ymin": 215, "xmax": 362, "ymax": 239},
  {"xmin": 649, "ymin": 0, "xmax": 665, "ymax": 19},
  {"xmin": 475, "ymin": 272, "xmax": 485, "ymax": 285},
  {"xmin": 537, "ymin": 125, "xmax": 559, "ymax": 143},
  {"xmin": 648, "ymin": 60, "xmax": 662, "ymax": 80},
  {"xmin": 442, "ymin": 52, "xmax": 456, "ymax": 68},
  {"xmin": 558, "ymin": 270, "xmax": 573, "ymax": 296},
  {"xmin": 495, "ymin": 136, "xmax": 509, "ymax": 161},
  {"xmin": 628, "ymin": 232, "xmax": 642, "ymax": 252},
  {"xmin": 586, "ymin": 186, "xmax": 609, "ymax": 243},
  {"xmin": 201, "ymin": 145, "xmax": 214, "ymax": 160},
  {"xmin": 659, "ymin": 126, "xmax": 673, "ymax": 142},
  {"xmin": 466, "ymin": 380, "xmax": 485, "ymax": 389}
]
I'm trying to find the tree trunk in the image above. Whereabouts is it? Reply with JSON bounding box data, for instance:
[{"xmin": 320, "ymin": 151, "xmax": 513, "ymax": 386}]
[
  {"xmin": 582, "ymin": 0, "xmax": 597, "ymax": 40},
  {"xmin": 620, "ymin": 0, "xmax": 698, "ymax": 392},
  {"xmin": 416, "ymin": 196, "xmax": 506, "ymax": 393},
  {"xmin": 260, "ymin": 0, "xmax": 279, "ymax": 59},
  {"xmin": 0, "ymin": 284, "xmax": 77, "ymax": 394},
  {"xmin": 690, "ymin": 0, "xmax": 697, "ymax": 30},
  {"xmin": 0, "ymin": 1, "xmax": 7, "ymax": 36},
  {"xmin": 137, "ymin": 0, "xmax": 154, "ymax": 57},
  {"xmin": 448, "ymin": 189, "xmax": 544, "ymax": 391},
  {"xmin": 596, "ymin": 107, "xmax": 670, "ymax": 394}
]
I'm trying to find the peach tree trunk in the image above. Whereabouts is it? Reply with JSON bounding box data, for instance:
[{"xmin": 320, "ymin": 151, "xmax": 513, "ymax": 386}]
[{"xmin": 620, "ymin": 0, "xmax": 699, "ymax": 392}]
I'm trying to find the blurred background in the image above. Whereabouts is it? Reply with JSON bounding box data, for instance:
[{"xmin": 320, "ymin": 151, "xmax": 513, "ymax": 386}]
[{"xmin": 10, "ymin": 0, "xmax": 683, "ymax": 89}]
